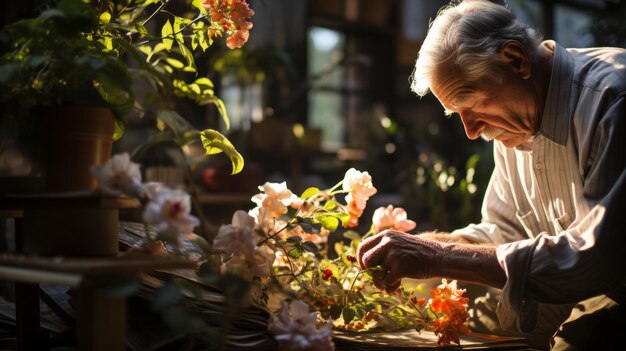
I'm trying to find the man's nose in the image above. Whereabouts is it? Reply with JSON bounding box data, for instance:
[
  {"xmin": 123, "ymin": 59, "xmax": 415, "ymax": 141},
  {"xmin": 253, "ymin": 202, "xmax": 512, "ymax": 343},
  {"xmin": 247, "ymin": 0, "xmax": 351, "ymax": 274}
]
[{"xmin": 459, "ymin": 112, "xmax": 483, "ymax": 140}]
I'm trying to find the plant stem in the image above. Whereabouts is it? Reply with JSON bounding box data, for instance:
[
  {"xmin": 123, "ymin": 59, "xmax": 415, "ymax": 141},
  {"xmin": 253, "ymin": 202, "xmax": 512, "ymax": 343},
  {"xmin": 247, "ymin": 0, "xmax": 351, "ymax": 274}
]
[
  {"xmin": 345, "ymin": 267, "xmax": 368, "ymax": 306},
  {"xmin": 256, "ymin": 220, "xmax": 294, "ymax": 246},
  {"xmin": 142, "ymin": 0, "xmax": 169, "ymax": 26},
  {"xmin": 176, "ymin": 143, "xmax": 212, "ymax": 241},
  {"xmin": 327, "ymin": 180, "xmax": 344, "ymax": 194}
]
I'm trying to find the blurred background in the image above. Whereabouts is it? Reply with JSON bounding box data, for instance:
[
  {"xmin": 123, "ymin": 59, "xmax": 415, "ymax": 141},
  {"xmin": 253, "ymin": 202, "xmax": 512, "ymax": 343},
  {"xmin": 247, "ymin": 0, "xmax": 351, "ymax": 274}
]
[{"xmin": 2, "ymin": 0, "xmax": 625, "ymax": 232}]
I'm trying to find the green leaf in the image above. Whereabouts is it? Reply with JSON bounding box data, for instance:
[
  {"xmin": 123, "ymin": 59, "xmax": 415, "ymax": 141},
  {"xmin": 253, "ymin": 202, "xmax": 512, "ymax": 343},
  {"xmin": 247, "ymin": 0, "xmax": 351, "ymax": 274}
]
[
  {"xmin": 177, "ymin": 41, "xmax": 196, "ymax": 71},
  {"xmin": 165, "ymin": 58, "xmax": 184, "ymax": 69},
  {"xmin": 343, "ymin": 231, "xmax": 361, "ymax": 241},
  {"xmin": 330, "ymin": 304, "xmax": 343, "ymax": 320},
  {"xmin": 194, "ymin": 77, "xmax": 214, "ymax": 88},
  {"xmin": 335, "ymin": 212, "xmax": 351, "ymax": 226},
  {"xmin": 301, "ymin": 241, "xmax": 319, "ymax": 253},
  {"xmin": 427, "ymin": 308, "xmax": 438, "ymax": 320},
  {"xmin": 342, "ymin": 306, "xmax": 355, "ymax": 324},
  {"xmin": 323, "ymin": 201, "xmax": 337, "ymax": 210},
  {"xmin": 297, "ymin": 218, "xmax": 321, "ymax": 234},
  {"xmin": 198, "ymin": 96, "xmax": 230, "ymax": 130},
  {"xmin": 334, "ymin": 242, "xmax": 344, "ymax": 257},
  {"xmin": 161, "ymin": 20, "xmax": 174, "ymax": 50},
  {"xmin": 287, "ymin": 245, "xmax": 304, "ymax": 259},
  {"xmin": 99, "ymin": 12, "xmax": 111, "ymax": 25},
  {"xmin": 199, "ymin": 30, "xmax": 210, "ymax": 50},
  {"xmin": 319, "ymin": 216, "xmax": 339, "ymax": 232},
  {"xmin": 173, "ymin": 16, "xmax": 184, "ymax": 43},
  {"xmin": 285, "ymin": 236, "xmax": 302, "ymax": 244},
  {"xmin": 200, "ymin": 129, "xmax": 244, "ymax": 174},
  {"xmin": 192, "ymin": 0, "xmax": 207, "ymax": 14},
  {"xmin": 300, "ymin": 187, "xmax": 319, "ymax": 199}
]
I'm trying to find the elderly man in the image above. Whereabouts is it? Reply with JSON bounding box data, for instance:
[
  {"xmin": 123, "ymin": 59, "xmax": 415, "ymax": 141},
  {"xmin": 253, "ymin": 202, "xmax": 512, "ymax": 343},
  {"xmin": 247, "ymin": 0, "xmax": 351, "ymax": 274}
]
[{"xmin": 356, "ymin": 0, "xmax": 626, "ymax": 349}]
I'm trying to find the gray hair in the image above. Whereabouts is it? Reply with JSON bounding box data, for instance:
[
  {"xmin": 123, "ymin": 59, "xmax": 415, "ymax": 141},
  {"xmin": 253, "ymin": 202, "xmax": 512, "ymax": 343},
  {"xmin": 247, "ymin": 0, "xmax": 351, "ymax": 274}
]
[{"xmin": 410, "ymin": 0, "xmax": 542, "ymax": 97}]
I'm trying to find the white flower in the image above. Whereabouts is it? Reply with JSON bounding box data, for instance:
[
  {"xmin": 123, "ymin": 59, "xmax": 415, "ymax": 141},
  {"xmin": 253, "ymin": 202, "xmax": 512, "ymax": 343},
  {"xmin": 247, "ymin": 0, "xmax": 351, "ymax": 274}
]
[
  {"xmin": 90, "ymin": 152, "xmax": 146, "ymax": 198},
  {"xmin": 248, "ymin": 205, "xmax": 276, "ymax": 234},
  {"xmin": 268, "ymin": 300, "xmax": 335, "ymax": 351},
  {"xmin": 213, "ymin": 210, "xmax": 257, "ymax": 258},
  {"xmin": 142, "ymin": 187, "xmax": 200, "ymax": 243},
  {"xmin": 342, "ymin": 168, "xmax": 377, "ymax": 211},
  {"xmin": 372, "ymin": 205, "xmax": 417, "ymax": 232}
]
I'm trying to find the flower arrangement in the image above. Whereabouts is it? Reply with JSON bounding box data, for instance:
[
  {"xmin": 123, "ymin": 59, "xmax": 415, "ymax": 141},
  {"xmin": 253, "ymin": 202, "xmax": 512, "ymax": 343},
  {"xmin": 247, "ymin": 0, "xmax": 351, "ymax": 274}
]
[{"xmin": 93, "ymin": 153, "xmax": 471, "ymax": 349}]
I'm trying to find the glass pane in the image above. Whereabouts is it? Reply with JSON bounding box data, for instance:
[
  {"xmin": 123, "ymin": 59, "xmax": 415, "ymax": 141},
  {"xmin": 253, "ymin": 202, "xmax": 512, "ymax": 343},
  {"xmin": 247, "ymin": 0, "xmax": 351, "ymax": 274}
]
[
  {"xmin": 307, "ymin": 27, "xmax": 346, "ymax": 89},
  {"xmin": 220, "ymin": 74, "xmax": 263, "ymax": 131},
  {"xmin": 308, "ymin": 91, "xmax": 344, "ymax": 151},
  {"xmin": 555, "ymin": 5, "xmax": 594, "ymax": 48}
]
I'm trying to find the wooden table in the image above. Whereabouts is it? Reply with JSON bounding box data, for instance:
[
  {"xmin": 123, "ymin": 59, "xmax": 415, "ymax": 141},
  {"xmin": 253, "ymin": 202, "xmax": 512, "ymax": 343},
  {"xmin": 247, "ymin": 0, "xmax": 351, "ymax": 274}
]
[{"xmin": 0, "ymin": 253, "xmax": 196, "ymax": 351}]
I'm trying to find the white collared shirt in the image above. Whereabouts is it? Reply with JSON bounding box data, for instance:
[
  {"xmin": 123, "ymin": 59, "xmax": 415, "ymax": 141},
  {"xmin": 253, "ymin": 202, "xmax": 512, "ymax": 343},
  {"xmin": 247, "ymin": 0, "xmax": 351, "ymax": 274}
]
[{"xmin": 451, "ymin": 41, "xmax": 626, "ymax": 332}]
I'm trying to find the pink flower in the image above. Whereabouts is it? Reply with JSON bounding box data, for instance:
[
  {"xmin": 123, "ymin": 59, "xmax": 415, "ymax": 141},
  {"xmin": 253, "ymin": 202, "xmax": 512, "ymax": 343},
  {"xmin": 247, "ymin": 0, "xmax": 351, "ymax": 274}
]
[
  {"xmin": 372, "ymin": 205, "xmax": 416, "ymax": 232},
  {"xmin": 217, "ymin": 211, "xmax": 275, "ymax": 279},
  {"xmin": 269, "ymin": 300, "xmax": 335, "ymax": 351},
  {"xmin": 341, "ymin": 168, "xmax": 377, "ymax": 227},
  {"xmin": 213, "ymin": 210, "xmax": 256, "ymax": 257},
  {"xmin": 222, "ymin": 244, "xmax": 275, "ymax": 279},
  {"xmin": 142, "ymin": 188, "xmax": 200, "ymax": 243},
  {"xmin": 252, "ymin": 182, "xmax": 298, "ymax": 216},
  {"xmin": 342, "ymin": 168, "xmax": 377, "ymax": 211}
]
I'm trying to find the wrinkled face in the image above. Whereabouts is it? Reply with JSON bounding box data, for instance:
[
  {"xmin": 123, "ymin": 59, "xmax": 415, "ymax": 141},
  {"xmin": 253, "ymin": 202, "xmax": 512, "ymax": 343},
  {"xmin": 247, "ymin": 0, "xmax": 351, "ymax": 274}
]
[{"xmin": 430, "ymin": 60, "xmax": 539, "ymax": 148}]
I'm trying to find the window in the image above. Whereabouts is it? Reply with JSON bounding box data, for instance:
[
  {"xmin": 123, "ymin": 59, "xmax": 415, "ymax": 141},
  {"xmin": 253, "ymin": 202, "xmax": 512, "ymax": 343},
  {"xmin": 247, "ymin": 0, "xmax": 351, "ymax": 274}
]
[{"xmin": 307, "ymin": 27, "xmax": 346, "ymax": 150}]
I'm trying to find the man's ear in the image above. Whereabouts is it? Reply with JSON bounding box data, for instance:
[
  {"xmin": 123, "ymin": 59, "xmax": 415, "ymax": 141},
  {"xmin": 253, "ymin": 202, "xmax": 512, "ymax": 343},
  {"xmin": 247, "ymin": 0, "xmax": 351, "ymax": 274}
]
[{"xmin": 499, "ymin": 40, "xmax": 531, "ymax": 79}]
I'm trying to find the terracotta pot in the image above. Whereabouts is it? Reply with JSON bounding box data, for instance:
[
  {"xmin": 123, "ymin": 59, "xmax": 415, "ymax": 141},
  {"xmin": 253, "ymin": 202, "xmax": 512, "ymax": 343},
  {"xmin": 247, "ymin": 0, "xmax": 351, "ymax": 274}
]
[{"xmin": 37, "ymin": 105, "xmax": 116, "ymax": 192}]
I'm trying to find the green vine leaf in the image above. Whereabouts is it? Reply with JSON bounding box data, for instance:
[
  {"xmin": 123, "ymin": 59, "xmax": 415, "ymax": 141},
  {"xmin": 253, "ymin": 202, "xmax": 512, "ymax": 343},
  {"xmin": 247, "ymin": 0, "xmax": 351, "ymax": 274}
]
[
  {"xmin": 297, "ymin": 218, "xmax": 321, "ymax": 234},
  {"xmin": 301, "ymin": 241, "xmax": 319, "ymax": 253},
  {"xmin": 300, "ymin": 187, "xmax": 319, "ymax": 199},
  {"xmin": 161, "ymin": 19, "xmax": 173, "ymax": 50},
  {"xmin": 200, "ymin": 129, "xmax": 244, "ymax": 174},
  {"xmin": 319, "ymin": 216, "xmax": 339, "ymax": 232},
  {"xmin": 330, "ymin": 304, "xmax": 343, "ymax": 320},
  {"xmin": 285, "ymin": 236, "xmax": 302, "ymax": 244},
  {"xmin": 342, "ymin": 306, "xmax": 355, "ymax": 325},
  {"xmin": 177, "ymin": 41, "xmax": 196, "ymax": 71},
  {"xmin": 287, "ymin": 245, "xmax": 304, "ymax": 259},
  {"xmin": 323, "ymin": 200, "xmax": 336, "ymax": 210}
]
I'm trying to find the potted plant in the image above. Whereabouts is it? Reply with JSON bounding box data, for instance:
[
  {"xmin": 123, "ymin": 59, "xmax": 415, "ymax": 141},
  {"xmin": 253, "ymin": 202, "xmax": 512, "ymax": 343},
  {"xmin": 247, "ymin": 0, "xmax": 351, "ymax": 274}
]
[
  {"xmin": 0, "ymin": 0, "xmax": 250, "ymax": 192},
  {"xmin": 0, "ymin": 0, "xmax": 253, "ymax": 255}
]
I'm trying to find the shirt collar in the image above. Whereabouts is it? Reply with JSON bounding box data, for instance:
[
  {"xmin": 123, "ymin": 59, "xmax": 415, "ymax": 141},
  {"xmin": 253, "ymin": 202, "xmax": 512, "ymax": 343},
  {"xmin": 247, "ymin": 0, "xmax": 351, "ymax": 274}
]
[{"xmin": 538, "ymin": 40, "xmax": 575, "ymax": 146}]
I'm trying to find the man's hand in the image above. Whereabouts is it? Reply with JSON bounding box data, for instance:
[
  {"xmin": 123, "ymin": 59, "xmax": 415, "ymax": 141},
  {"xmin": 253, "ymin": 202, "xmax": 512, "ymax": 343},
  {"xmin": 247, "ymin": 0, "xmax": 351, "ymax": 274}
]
[
  {"xmin": 356, "ymin": 230, "xmax": 445, "ymax": 292},
  {"xmin": 357, "ymin": 230, "xmax": 508, "ymax": 292}
]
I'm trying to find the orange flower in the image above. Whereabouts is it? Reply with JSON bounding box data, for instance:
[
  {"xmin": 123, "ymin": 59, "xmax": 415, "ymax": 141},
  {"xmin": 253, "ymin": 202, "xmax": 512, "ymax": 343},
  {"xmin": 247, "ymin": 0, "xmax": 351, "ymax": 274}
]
[
  {"xmin": 429, "ymin": 279, "xmax": 469, "ymax": 314},
  {"xmin": 201, "ymin": 0, "xmax": 254, "ymax": 49},
  {"xmin": 427, "ymin": 279, "xmax": 470, "ymax": 345}
]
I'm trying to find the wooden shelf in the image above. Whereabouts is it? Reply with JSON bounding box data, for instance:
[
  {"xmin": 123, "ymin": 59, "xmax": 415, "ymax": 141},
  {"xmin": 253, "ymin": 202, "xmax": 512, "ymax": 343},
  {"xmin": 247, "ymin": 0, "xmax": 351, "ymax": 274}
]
[{"xmin": 0, "ymin": 191, "xmax": 141, "ymax": 210}]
